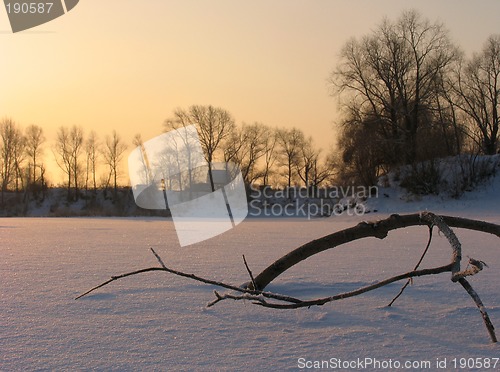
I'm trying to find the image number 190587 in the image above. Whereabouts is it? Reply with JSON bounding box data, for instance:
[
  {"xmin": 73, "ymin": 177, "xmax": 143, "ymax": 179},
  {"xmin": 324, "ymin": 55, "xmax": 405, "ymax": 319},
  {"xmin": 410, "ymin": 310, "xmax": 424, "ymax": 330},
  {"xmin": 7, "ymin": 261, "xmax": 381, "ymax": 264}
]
[{"xmin": 5, "ymin": 2, "xmax": 53, "ymax": 14}]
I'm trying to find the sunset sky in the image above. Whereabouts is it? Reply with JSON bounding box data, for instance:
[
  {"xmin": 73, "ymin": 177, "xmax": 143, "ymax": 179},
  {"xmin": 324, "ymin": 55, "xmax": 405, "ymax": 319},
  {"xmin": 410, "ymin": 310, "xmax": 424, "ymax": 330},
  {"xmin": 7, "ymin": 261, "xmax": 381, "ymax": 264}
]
[{"xmin": 1, "ymin": 0, "xmax": 499, "ymax": 183}]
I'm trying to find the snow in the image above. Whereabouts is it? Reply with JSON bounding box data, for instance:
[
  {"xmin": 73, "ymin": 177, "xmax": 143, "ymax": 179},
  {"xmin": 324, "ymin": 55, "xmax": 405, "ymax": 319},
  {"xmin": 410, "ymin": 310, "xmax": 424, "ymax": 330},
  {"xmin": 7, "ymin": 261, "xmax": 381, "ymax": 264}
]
[{"xmin": 2, "ymin": 179, "xmax": 500, "ymax": 370}]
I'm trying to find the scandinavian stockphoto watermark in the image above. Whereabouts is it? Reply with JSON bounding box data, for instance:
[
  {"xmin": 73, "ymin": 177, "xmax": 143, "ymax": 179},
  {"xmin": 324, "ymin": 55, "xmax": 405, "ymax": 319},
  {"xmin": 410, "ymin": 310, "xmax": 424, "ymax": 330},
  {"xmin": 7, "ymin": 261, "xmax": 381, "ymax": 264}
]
[
  {"xmin": 3, "ymin": 0, "xmax": 79, "ymax": 33},
  {"xmin": 248, "ymin": 184, "xmax": 378, "ymax": 219},
  {"xmin": 128, "ymin": 125, "xmax": 248, "ymax": 247},
  {"xmin": 297, "ymin": 356, "xmax": 499, "ymax": 370}
]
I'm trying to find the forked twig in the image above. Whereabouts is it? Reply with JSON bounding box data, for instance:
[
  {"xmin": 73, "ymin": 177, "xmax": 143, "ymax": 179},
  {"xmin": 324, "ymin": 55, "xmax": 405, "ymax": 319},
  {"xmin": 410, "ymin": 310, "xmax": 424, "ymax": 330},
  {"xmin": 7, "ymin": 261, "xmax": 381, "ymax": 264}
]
[
  {"xmin": 242, "ymin": 255, "xmax": 257, "ymax": 291},
  {"xmin": 388, "ymin": 225, "xmax": 434, "ymax": 306}
]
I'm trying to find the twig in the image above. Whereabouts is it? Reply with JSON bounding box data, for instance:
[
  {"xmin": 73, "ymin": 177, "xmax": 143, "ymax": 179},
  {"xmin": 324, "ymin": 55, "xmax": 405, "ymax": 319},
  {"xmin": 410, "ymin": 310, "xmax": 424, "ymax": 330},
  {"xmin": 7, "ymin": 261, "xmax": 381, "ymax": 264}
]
[
  {"xmin": 151, "ymin": 248, "xmax": 167, "ymax": 269},
  {"xmin": 454, "ymin": 256, "xmax": 488, "ymax": 279},
  {"xmin": 457, "ymin": 277, "xmax": 497, "ymax": 343},
  {"xmin": 248, "ymin": 264, "xmax": 453, "ymax": 309},
  {"xmin": 388, "ymin": 225, "xmax": 434, "ymax": 306},
  {"xmin": 242, "ymin": 255, "xmax": 257, "ymax": 291},
  {"xmin": 76, "ymin": 249, "xmax": 303, "ymax": 304},
  {"xmin": 207, "ymin": 290, "xmax": 267, "ymax": 307},
  {"xmin": 75, "ymin": 267, "xmax": 166, "ymax": 300}
]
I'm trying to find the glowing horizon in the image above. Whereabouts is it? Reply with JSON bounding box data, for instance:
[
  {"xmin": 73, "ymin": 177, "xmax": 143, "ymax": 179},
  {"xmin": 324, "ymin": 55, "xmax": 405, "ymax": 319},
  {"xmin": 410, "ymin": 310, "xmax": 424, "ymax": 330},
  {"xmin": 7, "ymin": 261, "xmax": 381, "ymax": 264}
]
[{"xmin": 1, "ymin": 0, "xmax": 499, "ymax": 184}]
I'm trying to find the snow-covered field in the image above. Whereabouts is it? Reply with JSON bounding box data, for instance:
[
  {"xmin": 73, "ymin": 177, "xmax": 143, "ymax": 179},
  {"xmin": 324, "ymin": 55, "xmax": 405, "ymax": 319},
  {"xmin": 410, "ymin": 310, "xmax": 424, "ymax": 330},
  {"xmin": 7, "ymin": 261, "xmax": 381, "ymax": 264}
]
[{"xmin": 2, "ymin": 170, "xmax": 500, "ymax": 371}]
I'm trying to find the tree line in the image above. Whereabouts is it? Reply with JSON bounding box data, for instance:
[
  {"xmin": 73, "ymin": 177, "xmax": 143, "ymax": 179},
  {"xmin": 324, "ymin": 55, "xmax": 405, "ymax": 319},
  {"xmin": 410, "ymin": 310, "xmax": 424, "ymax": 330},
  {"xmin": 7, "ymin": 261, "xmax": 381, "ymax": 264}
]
[
  {"xmin": 0, "ymin": 119, "xmax": 129, "ymax": 204},
  {"xmin": 162, "ymin": 105, "xmax": 335, "ymax": 192},
  {"xmin": 1, "ymin": 10, "xmax": 499, "ymax": 207},
  {"xmin": 0, "ymin": 108, "xmax": 336, "ymax": 205}
]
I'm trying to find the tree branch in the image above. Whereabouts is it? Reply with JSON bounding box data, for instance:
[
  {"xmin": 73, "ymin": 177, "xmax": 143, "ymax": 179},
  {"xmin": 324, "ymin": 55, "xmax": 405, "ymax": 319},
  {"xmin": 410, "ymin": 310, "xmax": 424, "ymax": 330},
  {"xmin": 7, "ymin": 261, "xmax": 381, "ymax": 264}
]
[
  {"xmin": 458, "ymin": 277, "xmax": 497, "ymax": 343},
  {"xmin": 251, "ymin": 212, "xmax": 499, "ymax": 291},
  {"xmin": 75, "ymin": 267, "xmax": 166, "ymax": 300},
  {"xmin": 242, "ymin": 255, "xmax": 257, "ymax": 291},
  {"xmin": 388, "ymin": 224, "xmax": 434, "ymax": 306},
  {"xmin": 242, "ymin": 264, "xmax": 453, "ymax": 309},
  {"xmin": 76, "ymin": 248, "xmax": 303, "ymax": 304},
  {"xmin": 75, "ymin": 212, "xmax": 498, "ymax": 343}
]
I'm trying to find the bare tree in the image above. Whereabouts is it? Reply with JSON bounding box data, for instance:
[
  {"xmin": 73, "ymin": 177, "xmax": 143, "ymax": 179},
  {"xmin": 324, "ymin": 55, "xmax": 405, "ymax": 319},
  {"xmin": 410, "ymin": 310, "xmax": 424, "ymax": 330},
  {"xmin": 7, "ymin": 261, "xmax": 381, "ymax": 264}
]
[
  {"xmin": 222, "ymin": 125, "xmax": 244, "ymax": 165},
  {"xmin": 312, "ymin": 148, "xmax": 337, "ymax": 187},
  {"xmin": 102, "ymin": 130, "xmax": 128, "ymax": 199},
  {"xmin": 0, "ymin": 118, "xmax": 24, "ymax": 203},
  {"xmin": 132, "ymin": 134, "xmax": 151, "ymax": 186},
  {"xmin": 296, "ymin": 136, "xmax": 317, "ymax": 190},
  {"xmin": 165, "ymin": 105, "xmax": 235, "ymax": 191},
  {"xmin": 70, "ymin": 126, "xmax": 84, "ymax": 200},
  {"xmin": 275, "ymin": 127, "xmax": 305, "ymax": 191},
  {"xmin": 191, "ymin": 105, "xmax": 235, "ymax": 190},
  {"xmin": 330, "ymin": 10, "xmax": 458, "ymax": 166},
  {"xmin": 12, "ymin": 129, "xmax": 26, "ymax": 192},
  {"xmin": 164, "ymin": 109, "xmax": 202, "ymax": 194},
  {"xmin": 54, "ymin": 126, "xmax": 84, "ymax": 201},
  {"xmin": 25, "ymin": 124, "xmax": 45, "ymax": 197},
  {"xmin": 453, "ymin": 35, "xmax": 500, "ymax": 155},
  {"xmin": 336, "ymin": 116, "xmax": 386, "ymax": 186},
  {"xmin": 85, "ymin": 131, "xmax": 100, "ymax": 194},
  {"xmin": 434, "ymin": 68, "xmax": 466, "ymax": 156},
  {"xmin": 296, "ymin": 138, "xmax": 334, "ymax": 191},
  {"xmin": 54, "ymin": 127, "xmax": 72, "ymax": 200},
  {"xmin": 223, "ymin": 122, "xmax": 268, "ymax": 184},
  {"xmin": 260, "ymin": 126, "xmax": 278, "ymax": 186}
]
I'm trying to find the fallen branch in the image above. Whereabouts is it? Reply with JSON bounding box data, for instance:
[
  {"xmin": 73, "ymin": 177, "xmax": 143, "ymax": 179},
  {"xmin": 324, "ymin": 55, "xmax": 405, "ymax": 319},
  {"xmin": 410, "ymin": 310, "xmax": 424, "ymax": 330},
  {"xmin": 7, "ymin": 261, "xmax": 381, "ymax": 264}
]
[
  {"xmin": 250, "ymin": 212, "xmax": 499, "ymax": 290},
  {"xmin": 76, "ymin": 248, "xmax": 303, "ymax": 305},
  {"xmin": 76, "ymin": 249, "xmax": 452, "ymax": 308},
  {"xmin": 75, "ymin": 212, "xmax": 499, "ymax": 343},
  {"xmin": 246, "ymin": 264, "xmax": 454, "ymax": 309},
  {"xmin": 458, "ymin": 278, "xmax": 497, "ymax": 343}
]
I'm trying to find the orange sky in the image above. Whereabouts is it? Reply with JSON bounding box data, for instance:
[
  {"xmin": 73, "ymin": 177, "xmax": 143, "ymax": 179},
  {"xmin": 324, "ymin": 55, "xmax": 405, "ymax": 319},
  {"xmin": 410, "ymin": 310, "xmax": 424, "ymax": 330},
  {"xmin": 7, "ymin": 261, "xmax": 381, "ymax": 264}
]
[{"xmin": 1, "ymin": 0, "xmax": 499, "ymax": 184}]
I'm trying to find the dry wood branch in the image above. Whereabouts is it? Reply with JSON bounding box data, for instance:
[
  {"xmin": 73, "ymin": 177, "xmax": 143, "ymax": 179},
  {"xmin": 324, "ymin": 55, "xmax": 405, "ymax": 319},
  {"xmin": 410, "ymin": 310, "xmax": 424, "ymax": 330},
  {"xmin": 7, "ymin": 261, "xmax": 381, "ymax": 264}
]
[
  {"xmin": 420, "ymin": 212, "xmax": 462, "ymax": 280},
  {"xmin": 75, "ymin": 213, "xmax": 499, "ymax": 343},
  {"xmin": 75, "ymin": 267, "xmax": 166, "ymax": 300},
  {"xmin": 207, "ymin": 290, "xmax": 268, "ymax": 307},
  {"xmin": 151, "ymin": 248, "xmax": 168, "ymax": 269},
  {"xmin": 457, "ymin": 278, "xmax": 497, "ymax": 343},
  {"xmin": 222, "ymin": 264, "xmax": 453, "ymax": 309},
  {"xmin": 388, "ymin": 225, "xmax": 434, "ymax": 306},
  {"xmin": 76, "ymin": 248, "xmax": 303, "ymax": 304},
  {"xmin": 251, "ymin": 212, "xmax": 499, "ymax": 291},
  {"xmin": 454, "ymin": 257, "xmax": 488, "ymax": 279},
  {"xmin": 242, "ymin": 255, "xmax": 257, "ymax": 291}
]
